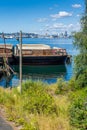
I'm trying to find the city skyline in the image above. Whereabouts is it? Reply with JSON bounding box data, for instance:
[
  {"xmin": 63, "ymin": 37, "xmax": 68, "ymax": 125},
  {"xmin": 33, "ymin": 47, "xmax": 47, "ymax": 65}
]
[{"xmin": 0, "ymin": 0, "xmax": 84, "ymax": 34}]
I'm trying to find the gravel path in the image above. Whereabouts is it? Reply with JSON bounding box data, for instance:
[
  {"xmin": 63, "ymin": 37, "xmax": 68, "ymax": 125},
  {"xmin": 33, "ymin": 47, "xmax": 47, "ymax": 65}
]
[{"xmin": 0, "ymin": 116, "xmax": 13, "ymax": 130}]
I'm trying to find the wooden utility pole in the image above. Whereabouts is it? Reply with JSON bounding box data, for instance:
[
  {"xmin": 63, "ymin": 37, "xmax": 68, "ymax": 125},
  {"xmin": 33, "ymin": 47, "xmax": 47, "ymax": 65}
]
[
  {"xmin": 20, "ymin": 31, "xmax": 22, "ymax": 93},
  {"xmin": 2, "ymin": 32, "xmax": 6, "ymax": 53},
  {"xmin": 2, "ymin": 32, "xmax": 7, "ymax": 68}
]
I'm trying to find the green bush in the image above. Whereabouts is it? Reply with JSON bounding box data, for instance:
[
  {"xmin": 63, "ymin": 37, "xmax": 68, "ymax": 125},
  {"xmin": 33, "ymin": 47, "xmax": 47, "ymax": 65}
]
[
  {"xmin": 21, "ymin": 80, "xmax": 58, "ymax": 115},
  {"xmin": 55, "ymin": 78, "xmax": 68, "ymax": 94},
  {"xmin": 69, "ymin": 88, "xmax": 87, "ymax": 130},
  {"xmin": 75, "ymin": 69, "xmax": 87, "ymax": 89}
]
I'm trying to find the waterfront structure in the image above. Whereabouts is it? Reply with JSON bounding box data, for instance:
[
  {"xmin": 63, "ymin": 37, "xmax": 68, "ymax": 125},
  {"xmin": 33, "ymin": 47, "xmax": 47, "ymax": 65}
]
[
  {"xmin": 13, "ymin": 44, "xmax": 68, "ymax": 65},
  {"xmin": 0, "ymin": 43, "xmax": 70, "ymax": 66}
]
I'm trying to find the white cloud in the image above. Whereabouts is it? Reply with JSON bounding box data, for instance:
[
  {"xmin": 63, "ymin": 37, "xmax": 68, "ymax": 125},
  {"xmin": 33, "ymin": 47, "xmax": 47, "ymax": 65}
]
[
  {"xmin": 37, "ymin": 18, "xmax": 48, "ymax": 22},
  {"xmin": 44, "ymin": 22, "xmax": 81, "ymax": 33},
  {"xmin": 50, "ymin": 11, "xmax": 72, "ymax": 19},
  {"xmin": 51, "ymin": 23, "xmax": 66, "ymax": 29},
  {"xmin": 72, "ymin": 4, "xmax": 81, "ymax": 8}
]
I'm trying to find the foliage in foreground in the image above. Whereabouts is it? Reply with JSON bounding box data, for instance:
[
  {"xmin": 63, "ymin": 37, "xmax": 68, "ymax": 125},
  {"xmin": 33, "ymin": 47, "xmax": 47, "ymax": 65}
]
[
  {"xmin": 73, "ymin": 0, "xmax": 87, "ymax": 88},
  {"xmin": 69, "ymin": 1, "xmax": 87, "ymax": 129},
  {"xmin": 0, "ymin": 77, "xmax": 87, "ymax": 130},
  {"xmin": 55, "ymin": 78, "xmax": 87, "ymax": 130},
  {"xmin": 0, "ymin": 80, "xmax": 70, "ymax": 130},
  {"xmin": 69, "ymin": 87, "xmax": 87, "ymax": 130},
  {"xmin": 22, "ymin": 80, "xmax": 58, "ymax": 115}
]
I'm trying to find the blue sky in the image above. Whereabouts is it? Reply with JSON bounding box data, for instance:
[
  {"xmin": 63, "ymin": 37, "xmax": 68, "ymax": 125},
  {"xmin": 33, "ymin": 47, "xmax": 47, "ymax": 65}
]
[{"xmin": 0, "ymin": 0, "xmax": 84, "ymax": 34}]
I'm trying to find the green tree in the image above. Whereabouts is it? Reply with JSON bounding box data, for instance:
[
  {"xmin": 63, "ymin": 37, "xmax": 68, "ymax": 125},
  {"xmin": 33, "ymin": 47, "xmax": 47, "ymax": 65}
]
[{"xmin": 73, "ymin": 0, "xmax": 87, "ymax": 87}]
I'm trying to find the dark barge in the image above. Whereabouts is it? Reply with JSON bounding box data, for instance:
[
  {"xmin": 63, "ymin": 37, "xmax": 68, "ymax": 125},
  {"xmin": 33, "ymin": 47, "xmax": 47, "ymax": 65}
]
[
  {"xmin": 13, "ymin": 44, "xmax": 68, "ymax": 65},
  {"xmin": 0, "ymin": 44, "xmax": 69, "ymax": 65}
]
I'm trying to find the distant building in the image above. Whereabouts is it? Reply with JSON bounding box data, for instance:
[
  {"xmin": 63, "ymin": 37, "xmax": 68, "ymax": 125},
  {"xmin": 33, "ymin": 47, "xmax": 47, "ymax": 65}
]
[
  {"xmin": 59, "ymin": 33, "xmax": 64, "ymax": 38},
  {"xmin": 64, "ymin": 31, "xmax": 68, "ymax": 37},
  {"xmin": 52, "ymin": 34, "xmax": 58, "ymax": 38}
]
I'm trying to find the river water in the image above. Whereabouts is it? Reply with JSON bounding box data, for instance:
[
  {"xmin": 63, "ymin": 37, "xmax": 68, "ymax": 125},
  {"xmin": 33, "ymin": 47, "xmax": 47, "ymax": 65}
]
[{"xmin": 0, "ymin": 38, "xmax": 78, "ymax": 87}]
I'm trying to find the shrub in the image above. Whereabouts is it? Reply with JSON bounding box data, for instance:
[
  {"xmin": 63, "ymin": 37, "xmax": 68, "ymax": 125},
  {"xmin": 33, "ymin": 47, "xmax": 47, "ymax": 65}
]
[
  {"xmin": 69, "ymin": 88, "xmax": 87, "ymax": 130},
  {"xmin": 21, "ymin": 80, "xmax": 58, "ymax": 115},
  {"xmin": 55, "ymin": 78, "xmax": 68, "ymax": 94},
  {"xmin": 75, "ymin": 69, "xmax": 87, "ymax": 89}
]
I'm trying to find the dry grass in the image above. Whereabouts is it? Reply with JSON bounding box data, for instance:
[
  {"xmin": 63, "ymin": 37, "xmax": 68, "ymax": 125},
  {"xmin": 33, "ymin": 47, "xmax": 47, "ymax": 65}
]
[
  {"xmin": 35, "ymin": 114, "xmax": 70, "ymax": 130},
  {"xmin": 0, "ymin": 82, "xmax": 71, "ymax": 130},
  {"xmin": 27, "ymin": 94, "xmax": 71, "ymax": 130}
]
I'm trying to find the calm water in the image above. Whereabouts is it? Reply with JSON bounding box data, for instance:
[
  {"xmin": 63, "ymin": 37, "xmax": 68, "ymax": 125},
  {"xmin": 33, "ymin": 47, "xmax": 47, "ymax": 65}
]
[{"xmin": 0, "ymin": 38, "xmax": 78, "ymax": 87}]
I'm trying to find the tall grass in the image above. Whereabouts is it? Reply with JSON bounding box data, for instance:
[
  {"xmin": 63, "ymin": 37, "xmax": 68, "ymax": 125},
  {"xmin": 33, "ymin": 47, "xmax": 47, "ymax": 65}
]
[{"xmin": 0, "ymin": 80, "xmax": 71, "ymax": 130}]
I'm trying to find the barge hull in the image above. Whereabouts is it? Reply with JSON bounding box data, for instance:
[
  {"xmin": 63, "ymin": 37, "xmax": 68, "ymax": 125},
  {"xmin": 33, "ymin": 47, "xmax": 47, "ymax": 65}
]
[{"xmin": 13, "ymin": 55, "xmax": 67, "ymax": 65}]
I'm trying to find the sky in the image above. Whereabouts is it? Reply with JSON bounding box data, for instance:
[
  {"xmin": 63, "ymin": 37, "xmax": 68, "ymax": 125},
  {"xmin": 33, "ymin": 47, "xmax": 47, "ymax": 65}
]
[{"xmin": 0, "ymin": 0, "xmax": 85, "ymax": 34}]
